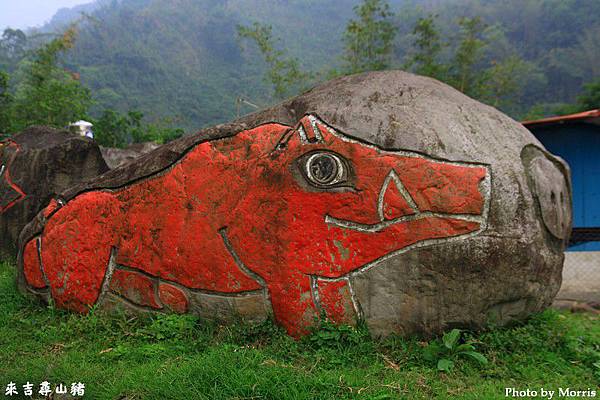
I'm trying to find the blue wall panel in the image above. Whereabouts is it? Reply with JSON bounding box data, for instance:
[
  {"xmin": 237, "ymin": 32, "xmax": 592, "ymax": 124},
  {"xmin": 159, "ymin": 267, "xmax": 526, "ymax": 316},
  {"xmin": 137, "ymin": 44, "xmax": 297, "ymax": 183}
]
[{"xmin": 532, "ymin": 123, "xmax": 600, "ymax": 251}]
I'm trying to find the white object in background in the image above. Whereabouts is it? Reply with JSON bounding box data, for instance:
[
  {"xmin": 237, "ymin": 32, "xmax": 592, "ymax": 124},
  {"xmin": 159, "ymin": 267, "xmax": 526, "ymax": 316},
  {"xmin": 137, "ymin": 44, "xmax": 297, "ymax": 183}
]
[{"xmin": 68, "ymin": 120, "xmax": 94, "ymax": 139}]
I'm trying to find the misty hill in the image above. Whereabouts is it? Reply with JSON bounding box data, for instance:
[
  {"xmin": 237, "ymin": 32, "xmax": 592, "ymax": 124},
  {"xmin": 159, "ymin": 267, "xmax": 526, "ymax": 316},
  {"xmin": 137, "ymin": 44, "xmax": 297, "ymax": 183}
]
[
  {"xmin": 45, "ymin": 2, "xmax": 100, "ymax": 29},
  {"xmin": 35, "ymin": 0, "xmax": 600, "ymax": 130}
]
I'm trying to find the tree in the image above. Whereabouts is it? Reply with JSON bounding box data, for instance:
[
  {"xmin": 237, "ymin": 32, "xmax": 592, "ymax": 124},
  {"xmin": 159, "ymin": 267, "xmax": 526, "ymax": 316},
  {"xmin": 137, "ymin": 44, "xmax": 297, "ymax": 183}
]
[
  {"xmin": 238, "ymin": 23, "xmax": 311, "ymax": 99},
  {"xmin": 405, "ymin": 15, "xmax": 544, "ymax": 117},
  {"xmin": 93, "ymin": 109, "xmax": 183, "ymax": 148},
  {"xmin": 450, "ymin": 17, "xmax": 487, "ymax": 97},
  {"xmin": 577, "ymin": 78, "xmax": 600, "ymax": 110},
  {"xmin": 0, "ymin": 28, "xmax": 26, "ymax": 56},
  {"xmin": 0, "ymin": 72, "xmax": 12, "ymax": 137},
  {"xmin": 481, "ymin": 55, "xmax": 545, "ymax": 113},
  {"xmin": 0, "ymin": 28, "xmax": 27, "ymax": 71},
  {"xmin": 525, "ymin": 77, "xmax": 600, "ymax": 119},
  {"xmin": 405, "ymin": 15, "xmax": 447, "ymax": 80},
  {"xmin": 11, "ymin": 26, "xmax": 92, "ymax": 132},
  {"xmin": 130, "ymin": 113, "xmax": 184, "ymax": 145},
  {"xmin": 92, "ymin": 109, "xmax": 131, "ymax": 148},
  {"xmin": 342, "ymin": 0, "xmax": 397, "ymax": 74},
  {"xmin": 549, "ymin": 26, "xmax": 600, "ymax": 86}
]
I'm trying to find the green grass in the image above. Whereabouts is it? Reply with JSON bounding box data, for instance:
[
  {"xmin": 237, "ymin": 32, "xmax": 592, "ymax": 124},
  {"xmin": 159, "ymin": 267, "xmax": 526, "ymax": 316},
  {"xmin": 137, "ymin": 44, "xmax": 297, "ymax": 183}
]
[{"xmin": 1, "ymin": 261, "xmax": 599, "ymax": 399}]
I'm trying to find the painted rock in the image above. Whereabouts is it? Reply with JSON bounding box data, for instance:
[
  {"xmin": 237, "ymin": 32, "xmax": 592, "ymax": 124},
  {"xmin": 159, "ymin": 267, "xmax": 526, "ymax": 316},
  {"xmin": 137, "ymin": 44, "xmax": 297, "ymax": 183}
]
[
  {"xmin": 1, "ymin": 126, "xmax": 108, "ymax": 259},
  {"xmin": 17, "ymin": 71, "xmax": 571, "ymax": 337}
]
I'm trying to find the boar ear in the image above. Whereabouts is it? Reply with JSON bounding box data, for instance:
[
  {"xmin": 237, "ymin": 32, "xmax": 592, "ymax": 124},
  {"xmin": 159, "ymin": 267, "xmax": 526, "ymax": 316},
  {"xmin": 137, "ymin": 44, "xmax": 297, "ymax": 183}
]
[
  {"xmin": 296, "ymin": 115, "xmax": 331, "ymax": 144},
  {"xmin": 270, "ymin": 114, "xmax": 334, "ymax": 155}
]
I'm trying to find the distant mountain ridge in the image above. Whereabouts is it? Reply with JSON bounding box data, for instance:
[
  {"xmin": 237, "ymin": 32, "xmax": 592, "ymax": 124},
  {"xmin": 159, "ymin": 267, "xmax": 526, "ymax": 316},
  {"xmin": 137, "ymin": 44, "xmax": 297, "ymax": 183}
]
[
  {"xmin": 31, "ymin": 0, "xmax": 600, "ymax": 130},
  {"xmin": 48, "ymin": 0, "xmax": 363, "ymax": 129},
  {"xmin": 46, "ymin": 2, "xmax": 100, "ymax": 29}
]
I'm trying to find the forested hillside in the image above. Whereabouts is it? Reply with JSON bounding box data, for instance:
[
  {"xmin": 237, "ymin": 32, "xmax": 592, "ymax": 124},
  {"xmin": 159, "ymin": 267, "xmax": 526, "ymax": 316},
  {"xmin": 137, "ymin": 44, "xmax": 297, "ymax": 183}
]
[
  {"xmin": 3, "ymin": 0, "xmax": 600, "ymax": 131},
  {"xmin": 51, "ymin": 0, "xmax": 358, "ymax": 129}
]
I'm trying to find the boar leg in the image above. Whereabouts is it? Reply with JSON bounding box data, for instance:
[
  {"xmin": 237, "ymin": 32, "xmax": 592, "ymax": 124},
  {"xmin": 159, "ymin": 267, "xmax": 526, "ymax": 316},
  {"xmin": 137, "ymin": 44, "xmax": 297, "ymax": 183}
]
[
  {"xmin": 314, "ymin": 278, "xmax": 358, "ymax": 325},
  {"xmin": 39, "ymin": 192, "xmax": 121, "ymax": 313},
  {"xmin": 267, "ymin": 272, "xmax": 320, "ymax": 338}
]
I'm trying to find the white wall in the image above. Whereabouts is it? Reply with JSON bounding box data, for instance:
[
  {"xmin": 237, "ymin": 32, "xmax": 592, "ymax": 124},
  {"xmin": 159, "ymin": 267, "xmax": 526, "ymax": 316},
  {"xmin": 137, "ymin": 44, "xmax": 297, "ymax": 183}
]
[{"xmin": 557, "ymin": 251, "xmax": 600, "ymax": 302}]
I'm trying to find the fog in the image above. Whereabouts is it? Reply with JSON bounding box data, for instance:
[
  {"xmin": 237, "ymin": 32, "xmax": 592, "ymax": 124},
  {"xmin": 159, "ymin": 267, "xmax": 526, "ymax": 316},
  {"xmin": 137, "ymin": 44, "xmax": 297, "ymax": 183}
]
[{"xmin": 0, "ymin": 0, "xmax": 87, "ymax": 30}]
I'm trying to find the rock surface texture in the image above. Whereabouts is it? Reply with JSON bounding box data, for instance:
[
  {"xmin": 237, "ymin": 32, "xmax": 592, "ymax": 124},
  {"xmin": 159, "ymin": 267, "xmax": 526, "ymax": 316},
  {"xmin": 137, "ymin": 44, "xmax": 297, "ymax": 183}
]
[
  {"xmin": 1, "ymin": 127, "xmax": 108, "ymax": 258},
  {"xmin": 17, "ymin": 71, "xmax": 571, "ymax": 337}
]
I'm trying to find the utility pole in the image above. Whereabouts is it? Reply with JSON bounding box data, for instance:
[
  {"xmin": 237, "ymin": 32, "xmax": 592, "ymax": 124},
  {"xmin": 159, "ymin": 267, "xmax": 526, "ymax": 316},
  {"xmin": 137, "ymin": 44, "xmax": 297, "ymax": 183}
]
[{"xmin": 236, "ymin": 97, "xmax": 260, "ymax": 118}]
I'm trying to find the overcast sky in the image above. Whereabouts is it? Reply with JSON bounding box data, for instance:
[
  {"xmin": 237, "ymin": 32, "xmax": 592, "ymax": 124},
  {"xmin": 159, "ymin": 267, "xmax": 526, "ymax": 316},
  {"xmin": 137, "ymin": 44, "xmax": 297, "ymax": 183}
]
[{"xmin": 0, "ymin": 0, "xmax": 89, "ymax": 30}]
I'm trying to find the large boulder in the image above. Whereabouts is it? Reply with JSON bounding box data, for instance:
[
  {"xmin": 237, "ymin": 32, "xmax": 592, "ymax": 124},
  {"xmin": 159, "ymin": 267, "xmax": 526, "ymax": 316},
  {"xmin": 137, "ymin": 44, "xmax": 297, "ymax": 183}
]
[
  {"xmin": 1, "ymin": 126, "xmax": 108, "ymax": 259},
  {"xmin": 17, "ymin": 71, "xmax": 571, "ymax": 337}
]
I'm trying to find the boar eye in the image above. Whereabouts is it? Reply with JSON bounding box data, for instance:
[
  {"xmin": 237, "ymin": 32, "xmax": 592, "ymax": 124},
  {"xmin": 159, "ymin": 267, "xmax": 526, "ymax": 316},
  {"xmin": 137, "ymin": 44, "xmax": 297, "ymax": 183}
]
[{"xmin": 304, "ymin": 152, "xmax": 346, "ymax": 186}]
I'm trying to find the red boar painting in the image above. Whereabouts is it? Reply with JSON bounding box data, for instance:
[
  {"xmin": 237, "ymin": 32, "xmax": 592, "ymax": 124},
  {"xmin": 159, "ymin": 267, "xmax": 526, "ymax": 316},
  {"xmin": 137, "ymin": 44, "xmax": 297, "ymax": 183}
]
[{"xmin": 21, "ymin": 114, "xmax": 490, "ymax": 337}]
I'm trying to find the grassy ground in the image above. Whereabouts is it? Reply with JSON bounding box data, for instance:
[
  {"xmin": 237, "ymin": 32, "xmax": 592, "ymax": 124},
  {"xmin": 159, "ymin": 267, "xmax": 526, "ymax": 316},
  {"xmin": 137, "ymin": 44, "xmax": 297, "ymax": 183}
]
[{"xmin": 0, "ymin": 261, "xmax": 599, "ymax": 399}]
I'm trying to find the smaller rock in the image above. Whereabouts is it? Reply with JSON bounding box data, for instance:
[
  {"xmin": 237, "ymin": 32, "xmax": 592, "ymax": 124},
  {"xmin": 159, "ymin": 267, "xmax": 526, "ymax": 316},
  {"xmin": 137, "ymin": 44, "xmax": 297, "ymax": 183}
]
[
  {"xmin": 0, "ymin": 126, "xmax": 108, "ymax": 258},
  {"xmin": 100, "ymin": 142, "xmax": 160, "ymax": 169}
]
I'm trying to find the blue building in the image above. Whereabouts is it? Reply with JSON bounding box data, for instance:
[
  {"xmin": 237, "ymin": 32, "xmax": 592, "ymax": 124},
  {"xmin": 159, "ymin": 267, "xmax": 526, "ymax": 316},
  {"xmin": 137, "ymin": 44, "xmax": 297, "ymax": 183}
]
[{"xmin": 523, "ymin": 109, "xmax": 600, "ymax": 251}]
